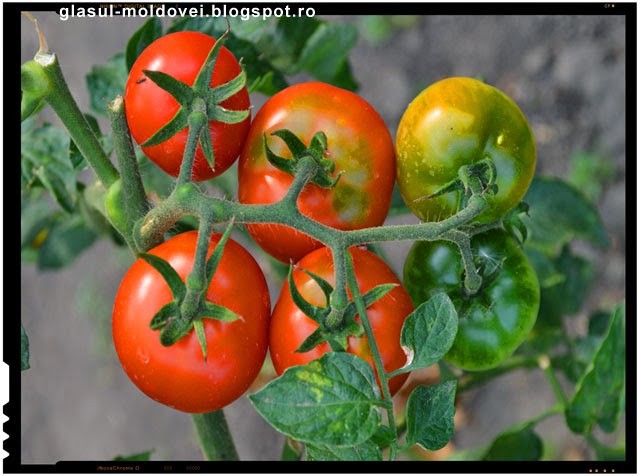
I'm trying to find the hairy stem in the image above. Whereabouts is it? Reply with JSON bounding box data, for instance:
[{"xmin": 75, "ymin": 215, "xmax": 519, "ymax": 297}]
[
  {"xmin": 108, "ymin": 95, "xmax": 149, "ymax": 223},
  {"xmin": 344, "ymin": 251, "xmax": 397, "ymax": 460},
  {"xmin": 31, "ymin": 53, "xmax": 119, "ymax": 187}
]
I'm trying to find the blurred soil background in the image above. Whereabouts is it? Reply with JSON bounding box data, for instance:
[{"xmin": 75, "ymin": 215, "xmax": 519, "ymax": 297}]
[{"xmin": 19, "ymin": 10, "xmax": 627, "ymax": 463}]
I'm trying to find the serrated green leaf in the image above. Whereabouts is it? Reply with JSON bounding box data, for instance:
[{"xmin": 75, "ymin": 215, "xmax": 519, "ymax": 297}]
[
  {"xmin": 249, "ymin": 352, "xmax": 383, "ymax": 446},
  {"xmin": 566, "ymin": 304, "xmax": 626, "ymax": 434},
  {"xmin": 21, "ymin": 122, "xmax": 78, "ymax": 212},
  {"xmin": 405, "ymin": 380, "xmax": 456, "ymax": 451},
  {"xmin": 21, "ymin": 323, "xmax": 30, "ymax": 371},
  {"xmin": 523, "ymin": 176, "xmax": 609, "ymax": 253},
  {"xmin": 125, "ymin": 18, "xmax": 163, "ymax": 71},
  {"xmin": 397, "ymin": 293, "xmax": 458, "ymax": 374},
  {"xmin": 37, "ymin": 215, "xmax": 98, "ymax": 269},
  {"xmin": 306, "ymin": 440, "xmax": 383, "ymax": 461},
  {"xmin": 86, "ymin": 53, "xmax": 128, "ymax": 115},
  {"xmin": 483, "ymin": 427, "xmax": 543, "ymax": 460}
]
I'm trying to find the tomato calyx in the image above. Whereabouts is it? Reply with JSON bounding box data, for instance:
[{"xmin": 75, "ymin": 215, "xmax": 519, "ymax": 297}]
[
  {"xmin": 287, "ymin": 264, "xmax": 397, "ymax": 353},
  {"xmin": 138, "ymin": 28, "xmax": 250, "ymax": 175},
  {"xmin": 139, "ymin": 223, "xmax": 240, "ymax": 360},
  {"xmin": 417, "ymin": 158, "xmax": 499, "ymax": 213},
  {"xmin": 501, "ymin": 201, "xmax": 531, "ymax": 245},
  {"xmin": 263, "ymin": 129, "xmax": 344, "ymax": 188}
]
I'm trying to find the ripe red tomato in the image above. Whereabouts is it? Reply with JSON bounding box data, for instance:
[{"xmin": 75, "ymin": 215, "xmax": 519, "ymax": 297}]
[
  {"xmin": 125, "ymin": 31, "xmax": 250, "ymax": 182},
  {"xmin": 238, "ymin": 82, "xmax": 396, "ymax": 263},
  {"xmin": 112, "ymin": 231, "xmax": 270, "ymax": 413},
  {"xmin": 269, "ymin": 247, "xmax": 414, "ymax": 395}
]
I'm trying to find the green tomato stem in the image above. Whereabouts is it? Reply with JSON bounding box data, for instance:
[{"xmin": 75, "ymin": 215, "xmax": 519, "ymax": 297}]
[
  {"xmin": 343, "ymin": 251, "xmax": 398, "ymax": 461},
  {"xmin": 107, "ymin": 95, "xmax": 149, "ymax": 246},
  {"xmin": 176, "ymin": 107, "xmax": 208, "ymax": 188},
  {"xmin": 30, "ymin": 51, "xmax": 119, "ymax": 187},
  {"xmin": 192, "ymin": 410, "xmax": 239, "ymax": 461},
  {"xmin": 457, "ymin": 355, "xmax": 539, "ymax": 393},
  {"xmin": 181, "ymin": 211, "xmax": 216, "ymax": 321},
  {"xmin": 441, "ymin": 229, "xmax": 483, "ymax": 294},
  {"xmin": 538, "ymin": 355, "xmax": 570, "ymax": 407}
]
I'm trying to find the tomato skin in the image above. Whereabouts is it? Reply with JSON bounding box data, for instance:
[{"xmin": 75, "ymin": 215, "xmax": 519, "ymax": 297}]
[
  {"xmin": 403, "ymin": 229, "xmax": 540, "ymax": 371},
  {"xmin": 112, "ymin": 231, "xmax": 270, "ymax": 413},
  {"xmin": 396, "ymin": 77, "xmax": 536, "ymax": 223},
  {"xmin": 238, "ymin": 82, "xmax": 396, "ymax": 263},
  {"xmin": 269, "ymin": 247, "xmax": 414, "ymax": 395},
  {"xmin": 125, "ymin": 31, "xmax": 250, "ymax": 182}
]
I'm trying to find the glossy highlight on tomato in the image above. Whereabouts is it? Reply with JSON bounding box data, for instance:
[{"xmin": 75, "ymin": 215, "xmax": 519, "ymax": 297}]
[
  {"xmin": 125, "ymin": 31, "xmax": 250, "ymax": 182},
  {"xmin": 396, "ymin": 77, "xmax": 536, "ymax": 223},
  {"xmin": 112, "ymin": 231, "xmax": 271, "ymax": 413},
  {"xmin": 403, "ymin": 229, "xmax": 540, "ymax": 371},
  {"xmin": 269, "ymin": 246, "xmax": 414, "ymax": 395},
  {"xmin": 238, "ymin": 82, "xmax": 396, "ymax": 263}
]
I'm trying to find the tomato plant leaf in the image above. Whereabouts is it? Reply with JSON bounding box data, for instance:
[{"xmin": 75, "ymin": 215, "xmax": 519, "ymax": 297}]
[
  {"xmin": 534, "ymin": 245, "xmax": 596, "ymax": 329},
  {"xmin": 405, "ymin": 380, "xmax": 456, "ymax": 451},
  {"xmin": 249, "ymin": 352, "xmax": 383, "ymax": 446},
  {"xmin": 37, "ymin": 215, "xmax": 98, "ymax": 269},
  {"xmin": 297, "ymin": 23, "xmax": 358, "ymax": 90},
  {"xmin": 522, "ymin": 176, "xmax": 609, "ymax": 253},
  {"xmin": 565, "ymin": 303, "xmax": 625, "ymax": 434},
  {"xmin": 21, "ymin": 323, "xmax": 30, "ymax": 371},
  {"xmin": 86, "ymin": 53, "xmax": 128, "ymax": 116},
  {"xmin": 139, "ymin": 253, "xmax": 186, "ymax": 301},
  {"xmin": 21, "ymin": 191, "xmax": 55, "ymax": 250},
  {"xmin": 395, "ymin": 293, "xmax": 458, "ymax": 374},
  {"xmin": 306, "ymin": 440, "xmax": 383, "ymax": 461},
  {"xmin": 125, "ymin": 17, "xmax": 163, "ymax": 71},
  {"xmin": 21, "ymin": 121, "xmax": 78, "ymax": 213},
  {"xmin": 484, "ymin": 427, "xmax": 543, "ymax": 460}
]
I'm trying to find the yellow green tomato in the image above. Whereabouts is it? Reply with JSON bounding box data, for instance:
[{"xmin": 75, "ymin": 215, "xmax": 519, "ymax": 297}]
[{"xmin": 396, "ymin": 77, "xmax": 536, "ymax": 223}]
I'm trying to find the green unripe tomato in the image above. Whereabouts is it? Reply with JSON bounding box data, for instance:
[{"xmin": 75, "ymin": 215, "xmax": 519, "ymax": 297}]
[
  {"xmin": 396, "ymin": 77, "xmax": 536, "ymax": 223},
  {"xmin": 403, "ymin": 229, "xmax": 540, "ymax": 371}
]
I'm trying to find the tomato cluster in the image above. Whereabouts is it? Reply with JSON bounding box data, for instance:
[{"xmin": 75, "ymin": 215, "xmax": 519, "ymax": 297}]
[{"xmin": 114, "ymin": 31, "xmax": 540, "ymax": 413}]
